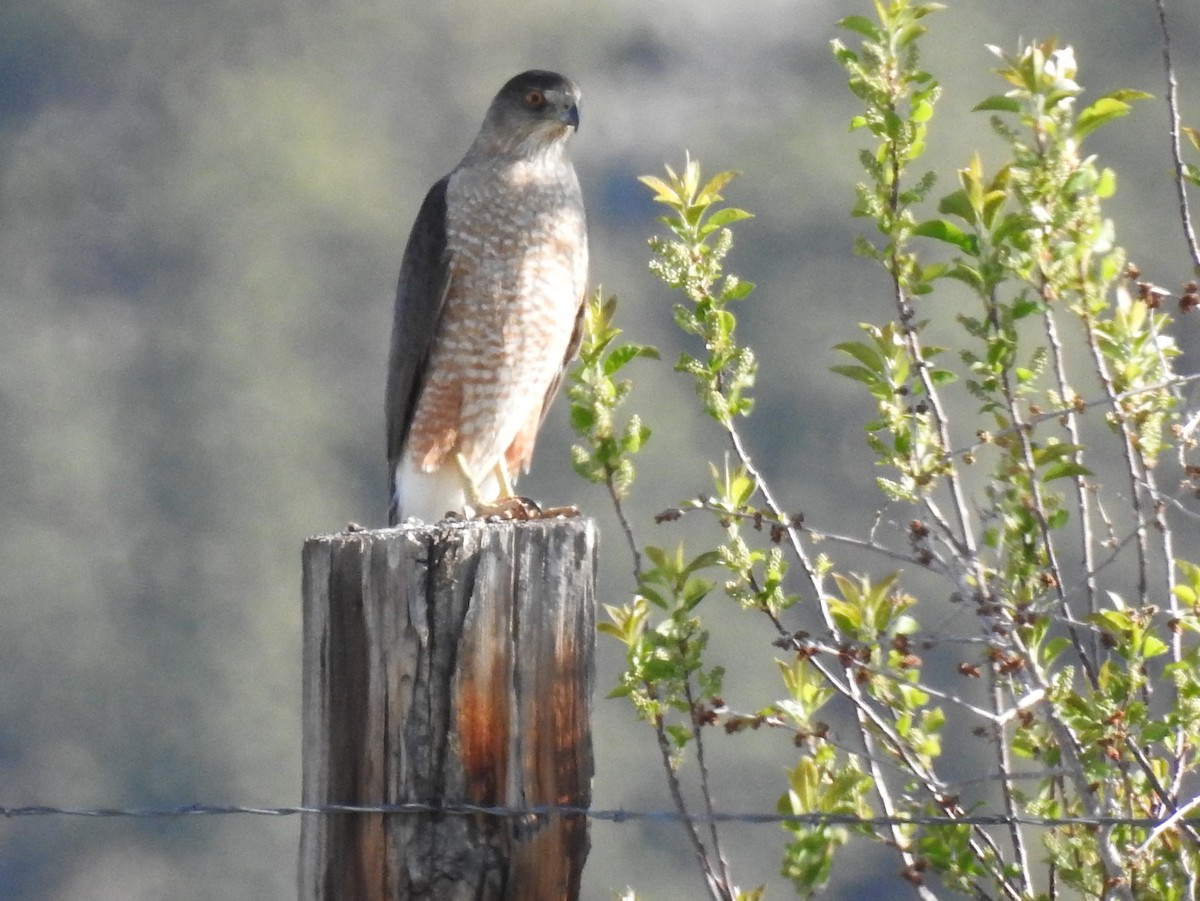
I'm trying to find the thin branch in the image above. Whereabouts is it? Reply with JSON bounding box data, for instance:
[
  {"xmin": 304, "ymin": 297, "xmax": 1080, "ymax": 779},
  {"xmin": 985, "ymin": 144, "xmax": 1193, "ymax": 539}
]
[
  {"xmin": 764, "ymin": 607, "xmax": 1023, "ymax": 899},
  {"xmin": 793, "ymin": 636, "xmax": 1034, "ymax": 724},
  {"xmin": 1042, "ymin": 303, "xmax": 1101, "ymax": 660},
  {"xmin": 991, "ymin": 674, "xmax": 1032, "ymax": 893},
  {"xmin": 684, "ymin": 681, "xmax": 735, "ymax": 893},
  {"xmin": 1080, "ymin": 314, "xmax": 1151, "ymax": 605},
  {"xmin": 724, "ymin": 422, "xmax": 949, "ymax": 899},
  {"xmin": 945, "ymin": 373, "xmax": 1200, "ymax": 459},
  {"xmin": 991, "ymin": 297, "xmax": 1098, "ymax": 687},
  {"xmin": 1151, "ymin": 489, "xmax": 1200, "ymax": 522},
  {"xmin": 1154, "ymin": 0, "xmax": 1200, "ymax": 273},
  {"xmin": 1141, "ymin": 464, "xmax": 1188, "ymax": 789},
  {"xmin": 649, "ymin": 705, "xmax": 733, "ymax": 901},
  {"xmin": 605, "ymin": 469, "xmax": 644, "ymax": 581},
  {"xmin": 1134, "ymin": 793, "xmax": 1200, "ymax": 856},
  {"xmin": 678, "ymin": 500, "xmax": 938, "ymax": 569}
]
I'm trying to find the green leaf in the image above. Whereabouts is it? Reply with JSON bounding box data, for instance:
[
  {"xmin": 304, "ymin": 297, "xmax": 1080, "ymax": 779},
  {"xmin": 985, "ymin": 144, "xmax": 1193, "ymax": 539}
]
[
  {"xmin": 697, "ymin": 170, "xmax": 739, "ymax": 204},
  {"xmin": 1143, "ymin": 722, "xmax": 1171, "ymax": 743},
  {"xmin": 1043, "ymin": 637, "xmax": 1071, "ymax": 663},
  {"xmin": 1102, "ymin": 88, "xmax": 1152, "ymax": 104},
  {"xmin": 604, "ymin": 344, "xmax": 660, "ymax": 376},
  {"xmin": 928, "ymin": 368, "xmax": 957, "ymax": 385},
  {"xmin": 838, "ymin": 15, "xmax": 877, "ymax": 37},
  {"xmin": 914, "ymin": 218, "xmax": 978, "ymax": 253},
  {"xmin": 570, "ymin": 405, "xmax": 596, "ymax": 431},
  {"xmin": 595, "ymin": 621, "xmax": 622, "ymax": 639},
  {"xmin": 723, "ymin": 279, "xmax": 756, "ymax": 301},
  {"xmin": 638, "ymin": 175, "xmax": 677, "ymax": 202},
  {"xmin": 943, "ymin": 263, "xmax": 983, "ymax": 290},
  {"xmin": 1141, "ymin": 634, "xmax": 1169, "ymax": 658},
  {"xmin": 833, "ymin": 340, "xmax": 884, "ymax": 372},
  {"xmin": 681, "ymin": 577, "xmax": 715, "ymax": 611},
  {"xmin": 826, "ymin": 598, "xmax": 862, "ymax": 635},
  {"xmin": 1031, "ymin": 442, "xmax": 1083, "ymax": 463},
  {"xmin": 1090, "ymin": 609, "xmax": 1132, "ymax": 634},
  {"xmin": 705, "ymin": 207, "xmax": 755, "ymax": 229},
  {"xmin": 937, "ymin": 189, "xmax": 977, "ymax": 224},
  {"xmin": 1075, "ymin": 96, "xmax": 1132, "ymax": 140},
  {"xmin": 1011, "ymin": 296, "xmax": 1042, "ymax": 319},
  {"xmin": 981, "ymin": 189, "xmax": 1007, "ymax": 228},
  {"xmin": 877, "ymin": 477, "xmax": 917, "ymax": 502},
  {"xmin": 831, "ymin": 364, "xmax": 881, "ymax": 387},
  {"xmin": 991, "ymin": 212, "xmax": 1034, "ymax": 246},
  {"xmin": 639, "ymin": 589, "xmax": 667, "ymax": 610},
  {"xmin": 972, "ymin": 95, "xmax": 1021, "ymax": 113},
  {"xmin": 685, "ymin": 550, "xmax": 723, "ymax": 575},
  {"xmin": 1042, "ymin": 461, "xmax": 1090, "ymax": 482},
  {"xmin": 644, "ymin": 545, "xmax": 670, "ymax": 570}
]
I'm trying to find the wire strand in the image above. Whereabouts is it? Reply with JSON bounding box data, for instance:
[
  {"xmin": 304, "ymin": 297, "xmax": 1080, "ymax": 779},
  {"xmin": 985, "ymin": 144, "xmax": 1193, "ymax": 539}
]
[{"xmin": 2, "ymin": 801, "xmax": 1198, "ymax": 830}]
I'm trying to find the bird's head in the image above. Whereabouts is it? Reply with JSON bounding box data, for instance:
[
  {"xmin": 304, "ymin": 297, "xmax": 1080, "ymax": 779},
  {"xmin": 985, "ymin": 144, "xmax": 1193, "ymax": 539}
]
[{"xmin": 474, "ymin": 70, "xmax": 581, "ymax": 160}]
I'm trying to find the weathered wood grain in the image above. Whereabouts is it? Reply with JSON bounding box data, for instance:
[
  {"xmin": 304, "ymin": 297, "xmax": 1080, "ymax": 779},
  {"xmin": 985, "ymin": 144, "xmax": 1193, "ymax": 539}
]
[{"xmin": 299, "ymin": 518, "xmax": 596, "ymax": 901}]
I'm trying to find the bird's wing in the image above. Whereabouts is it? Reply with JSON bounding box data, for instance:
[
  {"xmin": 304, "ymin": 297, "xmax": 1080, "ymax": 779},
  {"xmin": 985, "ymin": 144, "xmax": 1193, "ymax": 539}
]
[
  {"xmin": 386, "ymin": 175, "xmax": 452, "ymax": 472},
  {"xmin": 533, "ymin": 287, "xmax": 588, "ymax": 438}
]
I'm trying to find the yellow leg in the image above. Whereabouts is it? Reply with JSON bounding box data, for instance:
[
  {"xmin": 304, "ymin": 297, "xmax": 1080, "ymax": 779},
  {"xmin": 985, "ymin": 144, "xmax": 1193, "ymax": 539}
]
[
  {"xmin": 454, "ymin": 454, "xmax": 514, "ymax": 505},
  {"xmin": 453, "ymin": 454, "xmax": 546, "ymax": 520},
  {"xmin": 454, "ymin": 453, "xmax": 484, "ymax": 505},
  {"xmin": 493, "ymin": 461, "xmax": 514, "ymax": 499}
]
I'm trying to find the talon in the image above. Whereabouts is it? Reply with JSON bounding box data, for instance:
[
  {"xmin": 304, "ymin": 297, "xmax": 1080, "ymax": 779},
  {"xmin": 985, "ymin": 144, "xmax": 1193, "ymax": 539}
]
[
  {"xmin": 538, "ymin": 504, "xmax": 581, "ymax": 519},
  {"xmin": 466, "ymin": 496, "xmax": 539, "ymax": 521},
  {"xmin": 465, "ymin": 497, "xmax": 581, "ymax": 521}
]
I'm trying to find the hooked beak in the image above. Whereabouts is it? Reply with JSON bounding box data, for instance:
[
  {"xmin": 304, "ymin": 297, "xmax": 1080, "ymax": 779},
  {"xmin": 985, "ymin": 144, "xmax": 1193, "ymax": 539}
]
[{"xmin": 561, "ymin": 102, "xmax": 580, "ymax": 131}]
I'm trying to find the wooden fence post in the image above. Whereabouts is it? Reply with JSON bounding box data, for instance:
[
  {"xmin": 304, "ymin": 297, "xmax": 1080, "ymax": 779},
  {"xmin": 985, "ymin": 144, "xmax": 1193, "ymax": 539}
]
[{"xmin": 298, "ymin": 518, "xmax": 597, "ymax": 901}]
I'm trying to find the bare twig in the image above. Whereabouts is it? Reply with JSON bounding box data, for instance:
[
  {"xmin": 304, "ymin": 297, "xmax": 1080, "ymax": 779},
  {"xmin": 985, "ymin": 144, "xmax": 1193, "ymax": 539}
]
[
  {"xmin": 723, "ymin": 422, "xmax": 949, "ymax": 899},
  {"xmin": 1153, "ymin": 0, "xmax": 1200, "ymax": 272},
  {"xmin": 998, "ymin": 359, "xmax": 1099, "ymax": 687},
  {"xmin": 605, "ymin": 470, "xmax": 644, "ymax": 581},
  {"xmin": 684, "ymin": 681, "xmax": 735, "ymax": 893},
  {"xmin": 792, "ymin": 635, "xmax": 1036, "ymax": 723},
  {"xmin": 1080, "ymin": 315, "xmax": 1151, "ymax": 605},
  {"xmin": 1134, "ymin": 793, "xmax": 1200, "ymax": 856},
  {"xmin": 762, "ymin": 607, "xmax": 1022, "ymax": 899},
  {"xmin": 650, "ymin": 706, "xmax": 734, "ymax": 901},
  {"xmin": 991, "ymin": 675, "xmax": 1032, "ymax": 893},
  {"xmin": 946, "ymin": 373, "xmax": 1200, "ymax": 459},
  {"xmin": 1041, "ymin": 303, "xmax": 1101, "ymax": 660}
]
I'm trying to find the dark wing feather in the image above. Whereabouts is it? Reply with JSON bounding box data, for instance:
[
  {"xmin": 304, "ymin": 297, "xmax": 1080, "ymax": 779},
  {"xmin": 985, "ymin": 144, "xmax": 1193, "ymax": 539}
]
[{"xmin": 386, "ymin": 176, "xmax": 452, "ymax": 503}]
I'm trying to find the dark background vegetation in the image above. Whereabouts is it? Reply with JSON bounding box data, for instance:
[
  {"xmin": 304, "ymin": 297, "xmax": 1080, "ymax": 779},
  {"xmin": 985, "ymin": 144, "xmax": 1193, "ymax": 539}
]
[{"xmin": 1, "ymin": 2, "xmax": 1197, "ymax": 897}]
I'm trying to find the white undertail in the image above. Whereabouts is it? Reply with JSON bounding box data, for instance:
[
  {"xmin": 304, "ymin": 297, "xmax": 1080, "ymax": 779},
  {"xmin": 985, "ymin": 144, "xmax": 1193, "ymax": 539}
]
[{"xmin": 390, "ymin": 455, "xmax": 505, "ymax": 525}]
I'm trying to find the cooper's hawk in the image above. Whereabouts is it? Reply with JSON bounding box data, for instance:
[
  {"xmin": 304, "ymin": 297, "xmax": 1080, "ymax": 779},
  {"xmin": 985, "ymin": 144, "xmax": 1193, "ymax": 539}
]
[{"xmin": 386, "ymin": 70, "xmax": 588, "ymax": 524}]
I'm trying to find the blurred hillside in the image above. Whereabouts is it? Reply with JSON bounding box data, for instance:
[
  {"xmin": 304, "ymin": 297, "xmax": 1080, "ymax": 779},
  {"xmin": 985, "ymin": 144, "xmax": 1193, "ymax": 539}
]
[{"xmin": 1, "ymin": 1, "xmax": 1198, "ymax": 898}]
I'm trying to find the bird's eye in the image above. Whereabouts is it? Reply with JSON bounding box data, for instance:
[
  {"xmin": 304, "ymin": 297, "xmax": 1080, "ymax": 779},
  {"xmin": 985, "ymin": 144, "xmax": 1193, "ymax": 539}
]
[{"xmin": 523, "ymin": 89, "xmax": 545, "ymax": 108}]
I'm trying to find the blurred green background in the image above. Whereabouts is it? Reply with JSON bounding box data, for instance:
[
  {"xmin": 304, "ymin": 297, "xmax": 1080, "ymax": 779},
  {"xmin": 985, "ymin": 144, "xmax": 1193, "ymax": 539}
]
[{"xmin": 1, "ymin": 1, "xmax": 1197, "ymax": 898}]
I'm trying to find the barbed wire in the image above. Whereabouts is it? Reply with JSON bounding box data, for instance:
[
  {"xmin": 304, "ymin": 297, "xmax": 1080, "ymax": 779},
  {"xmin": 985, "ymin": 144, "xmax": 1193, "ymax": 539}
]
[{"xmin": 3, "ymin": 801, "xmax": 1198, "ymax": 830}]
